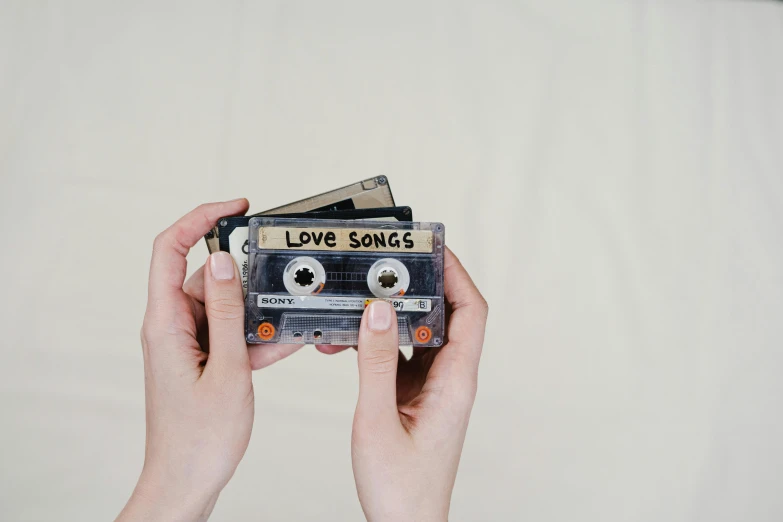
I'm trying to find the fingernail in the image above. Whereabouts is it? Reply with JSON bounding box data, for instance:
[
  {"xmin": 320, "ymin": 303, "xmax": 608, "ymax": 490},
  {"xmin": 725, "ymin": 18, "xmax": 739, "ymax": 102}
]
[
  {"xmin": 367, "ymin": 301, "xmax": 392, "ymax": 332},
  {"xmin": 227, "ymin": 197, "xmax": 246, "ymax": 203},
  {"xmin": 210, "ymin": 252, "xmax": 235, "ymax": 280}
]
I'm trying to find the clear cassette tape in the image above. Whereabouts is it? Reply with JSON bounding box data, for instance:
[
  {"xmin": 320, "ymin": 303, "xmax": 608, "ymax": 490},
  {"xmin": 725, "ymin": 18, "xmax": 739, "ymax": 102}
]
[{"xmin": 245, "ymin": 217, "xmax": 445, "ymax": 347}]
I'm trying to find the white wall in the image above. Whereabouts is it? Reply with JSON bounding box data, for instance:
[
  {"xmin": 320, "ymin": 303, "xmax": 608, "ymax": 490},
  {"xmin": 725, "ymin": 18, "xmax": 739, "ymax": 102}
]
[{"xmin": 1, "ymin": 1, "xmax": 782, "ymax": 520}]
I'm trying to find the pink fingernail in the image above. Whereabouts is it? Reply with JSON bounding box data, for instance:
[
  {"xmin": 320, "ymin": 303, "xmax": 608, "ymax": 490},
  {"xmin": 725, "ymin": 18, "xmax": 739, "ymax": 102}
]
[
  {"xmin": 210, "ymin": 252, "xmax": 235, "ymax": 280},
  {"xmin": 367, "ymin": 301, "xmax": 392, "ymax": 332}
]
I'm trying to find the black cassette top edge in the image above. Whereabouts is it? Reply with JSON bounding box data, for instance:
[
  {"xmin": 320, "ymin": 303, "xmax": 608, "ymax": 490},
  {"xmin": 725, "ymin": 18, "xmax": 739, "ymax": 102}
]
[{"xmin": 215, "ymin": 206, "xmax": 412, "ymax": 253}]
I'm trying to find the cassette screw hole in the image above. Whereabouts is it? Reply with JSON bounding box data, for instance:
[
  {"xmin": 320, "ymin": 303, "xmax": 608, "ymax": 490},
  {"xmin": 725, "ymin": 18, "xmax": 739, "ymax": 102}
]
[
  {"xmin": 294, "ymin": 266, "xmax": 315, "ymax": 287},
  {"xmin": 313, "ymin": 329, "xmax": 323, "ymax": 340},
  {"xmin": 378, "ymin": 268, "xmax": 398, "ymax": 289}
]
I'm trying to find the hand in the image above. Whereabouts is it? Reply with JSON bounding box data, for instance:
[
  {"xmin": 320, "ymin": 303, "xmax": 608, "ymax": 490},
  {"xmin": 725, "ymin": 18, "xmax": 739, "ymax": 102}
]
[
  {"xmin": 116, "ymin": 200, "xmax": 300, "ymax": 522},
  {"xmin": 351, "ymin": 248, "xmax": 488, "ymax": 522}
]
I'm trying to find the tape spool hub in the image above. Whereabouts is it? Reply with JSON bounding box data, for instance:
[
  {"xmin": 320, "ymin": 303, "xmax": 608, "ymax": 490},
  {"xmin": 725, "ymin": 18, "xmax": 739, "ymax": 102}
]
[
  {"xmin": 378, "ymin": 268, "xmax": 399, "ymax": 289},
  {"xmin": 284, "ymin": 257, "xmax": 326, "ymax": 295},
  {"xmin": 294, "ymin": 266, "xmax": 316, "ymax": 287},
  {"xmin": 367, "ymin": 258, "xmax": 410, "ymax": 298}
]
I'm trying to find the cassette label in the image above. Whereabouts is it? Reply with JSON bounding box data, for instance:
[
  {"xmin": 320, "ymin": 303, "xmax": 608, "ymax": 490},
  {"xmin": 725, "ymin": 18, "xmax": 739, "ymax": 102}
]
[
  {"xmin": 228, "ymin": 226, "xmax": 250, "ymax": 293},
  {"xmin": 258, "ymin": 227, "xmax": 433, "ymax": 253},
  {"xmin": 246, "ymin": 218, "xmax": 445, "ymax": 347}
]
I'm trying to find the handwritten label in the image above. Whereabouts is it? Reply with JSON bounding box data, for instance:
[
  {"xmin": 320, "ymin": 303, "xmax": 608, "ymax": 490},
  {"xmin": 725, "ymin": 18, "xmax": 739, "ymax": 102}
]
[{"xmin": 258, "ymin": 227, "xmax": 433, "ymax": 253}]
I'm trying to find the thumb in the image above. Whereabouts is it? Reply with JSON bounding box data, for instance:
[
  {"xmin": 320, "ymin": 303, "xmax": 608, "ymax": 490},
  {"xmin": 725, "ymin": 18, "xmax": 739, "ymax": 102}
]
[
  {"xmin": 203, "ymin": 252, "xmax": 250, "ymax": 376},
  {"xmin": 356, "ymin": 301, "xmax": 400, "ymax": 424}
]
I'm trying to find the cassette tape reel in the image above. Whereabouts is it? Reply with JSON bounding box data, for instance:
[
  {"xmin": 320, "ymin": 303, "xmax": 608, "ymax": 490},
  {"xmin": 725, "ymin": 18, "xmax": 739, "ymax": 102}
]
[
  {"xmin": 367, "ymin": 258, "xmax": 410, "ymax": 298},
  {"xmin": 245, "ymin": 218, "xmax": 445, "ymax": 347},
  {"xmin": 283, "ymin": 256, "xmax": 326, "ymax": 295}
]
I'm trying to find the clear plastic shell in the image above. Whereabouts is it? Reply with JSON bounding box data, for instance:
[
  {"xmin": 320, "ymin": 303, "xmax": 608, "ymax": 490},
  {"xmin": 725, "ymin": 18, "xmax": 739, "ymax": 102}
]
[{"xmin": 246, "ymin": 218, "xmax": 445, "ymax": 347}]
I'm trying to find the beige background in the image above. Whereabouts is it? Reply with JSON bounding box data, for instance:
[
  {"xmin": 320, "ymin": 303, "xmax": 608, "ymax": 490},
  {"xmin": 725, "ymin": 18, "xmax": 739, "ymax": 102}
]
[{"xmin": 2, "ymin": 1, "xmax": 783, "ymax": 521}]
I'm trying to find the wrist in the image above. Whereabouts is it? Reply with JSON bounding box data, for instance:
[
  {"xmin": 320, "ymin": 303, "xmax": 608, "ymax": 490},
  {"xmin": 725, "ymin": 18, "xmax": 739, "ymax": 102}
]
[
  {"xmin": 116, "ymin": 470, "xmax": 220, "ymax": 522},
  {"xmin": 370, "ymin": 511, "xmax": 448, "ymax": 522},
  {"xmin": 365, "ymin": 502, "xmax": 449, "ymax": 522}
]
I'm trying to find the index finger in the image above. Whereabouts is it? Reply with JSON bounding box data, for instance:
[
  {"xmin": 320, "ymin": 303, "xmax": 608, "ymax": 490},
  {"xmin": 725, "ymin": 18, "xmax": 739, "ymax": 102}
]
[
  {"xmin": 444, "ymin": 247, "xmax": 488, "ymax": 343},
  {"xmin": 434, "ymin": 247, "xmax": 489, "ymax": 372},
  {"xmin": 148, "ymin": 199, "xmax": 249, "ymax": 306}
]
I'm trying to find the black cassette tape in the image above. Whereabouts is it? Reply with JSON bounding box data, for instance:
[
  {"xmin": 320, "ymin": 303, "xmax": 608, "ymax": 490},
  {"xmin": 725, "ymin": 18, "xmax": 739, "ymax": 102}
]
[
  {"xmin": 209, "ymin": 207, "xmax": 412, "ymax": 295},
  {"xmin": 204, "ymin": 176, "xmax": 395, "ymax": 253},
  {"xmin": 246, "ymin": 218, "xmax": 445, "ymax": 347}
]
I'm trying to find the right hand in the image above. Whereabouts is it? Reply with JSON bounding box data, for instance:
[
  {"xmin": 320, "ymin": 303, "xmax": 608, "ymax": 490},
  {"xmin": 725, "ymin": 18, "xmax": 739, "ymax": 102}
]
[{"xmin": 351, "ymin": 248, "xmax": 488, "ymax": 522}]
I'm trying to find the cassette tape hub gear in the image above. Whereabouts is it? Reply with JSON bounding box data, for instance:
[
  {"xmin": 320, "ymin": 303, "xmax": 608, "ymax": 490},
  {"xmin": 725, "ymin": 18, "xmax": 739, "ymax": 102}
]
[
  {"xmin": 246, "ymin": 218, "xmax": 445, "ymax": 347},
  {"xmin": 367, "ymin": 258, "xmax": 410, "ymax": 297}
]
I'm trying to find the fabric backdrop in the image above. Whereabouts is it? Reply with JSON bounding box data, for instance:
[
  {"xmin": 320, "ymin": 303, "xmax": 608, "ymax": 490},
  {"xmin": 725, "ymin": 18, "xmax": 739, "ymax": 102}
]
[{"xmin": 1, "ymin": 1, "xmax": 782, "ymax": 520}]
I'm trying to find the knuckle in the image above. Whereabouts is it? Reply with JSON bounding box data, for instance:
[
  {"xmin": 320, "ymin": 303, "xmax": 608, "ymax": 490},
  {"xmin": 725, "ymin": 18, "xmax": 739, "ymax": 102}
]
[
  {"xmin": 477, "ymin": 295, "xmax": 489, "ymax": 318},
  {"xmin": 171, "ymin": 229, "xmax": 192, "ymax": 256},
  {"xmin": 194, "ymin": 204, "xmax": 216, "ymax": 228},
  {"xmin": 140, "ymin": 315, "xmax": 159, "ymax": 343},
  {"xmin": 139, "ymin": 325, "xmax": 151, "ymax": 355},
  {"xmin": 361, "ymin": 349, "xmax": 398, "ymax": 374},
  {"xmin": 152, "ymin": 226, "xmax": 190, "ymax": 257},
  {"xmin": 140, "ymin": 324, "xmax": 149, "ymax": 343},
  {"xmin": 205, "ymin": 296, "xmax": 244, "ymax": 321},
  {"xmin": 152, "ymin": 232, "xmax": 167, "ymax": 252}
]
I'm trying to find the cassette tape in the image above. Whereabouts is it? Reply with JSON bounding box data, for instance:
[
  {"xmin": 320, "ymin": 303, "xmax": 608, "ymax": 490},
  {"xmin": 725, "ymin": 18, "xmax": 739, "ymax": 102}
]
[
  {"xmin": 246, "ymin": 218, "xmax": 445, "ymax": 347},
  {"xmin": 204, "ymin": 176, "xmax": 395, "ymax": 253}
]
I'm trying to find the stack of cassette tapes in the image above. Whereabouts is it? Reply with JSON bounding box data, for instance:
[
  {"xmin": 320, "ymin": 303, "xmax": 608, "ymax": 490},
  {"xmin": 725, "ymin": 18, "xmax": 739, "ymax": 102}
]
[{"xmin": 205, "ymin": 177, "xmax": 445, "ymax": 348}]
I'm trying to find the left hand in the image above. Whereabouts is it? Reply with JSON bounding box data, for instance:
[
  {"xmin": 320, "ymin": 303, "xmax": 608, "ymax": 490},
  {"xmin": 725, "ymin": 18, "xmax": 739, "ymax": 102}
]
[{"xmin": 116, "ymin": 199, "xmax": 300, "ymax": 522}]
